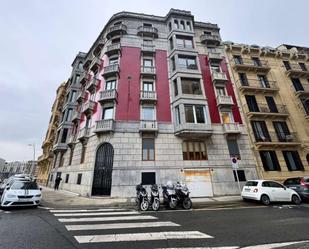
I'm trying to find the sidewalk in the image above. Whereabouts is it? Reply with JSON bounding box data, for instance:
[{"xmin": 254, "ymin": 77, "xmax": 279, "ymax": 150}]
[{"xmin": 40, "ymin": 186, "xmax": 243, "ymax": 209}]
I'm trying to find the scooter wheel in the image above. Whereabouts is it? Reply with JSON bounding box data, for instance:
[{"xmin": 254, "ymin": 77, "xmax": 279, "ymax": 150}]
[
  {"xmin": 182, "ymin": 197, "xmax": 192, "ymax": 210},
  {"xmin": 152, "ymin": 199, "xmax": 160, "ymax": 211},
  {"xmin": 169, "ymin": 200, "xmax": 177, "ymax": 209},
  {"xmin": 140, "ymin": 200, "xmax": 149, "ymax": 211}
]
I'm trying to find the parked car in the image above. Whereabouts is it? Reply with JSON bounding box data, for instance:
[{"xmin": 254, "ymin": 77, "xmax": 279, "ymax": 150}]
[
  {"xmin": 0, "ymin": 175, "xmax": 32, "ymax": 196},
  {"xmin": 241, "ymin": 180, "xmax": 301, "ymax": 205},
  {"xmin": 283, "ymin": 177, "xmax": 309, "ymax": 201},
  {"xmin": 0, "ymin": 180, "xmax": 42, "ymax": 208}
]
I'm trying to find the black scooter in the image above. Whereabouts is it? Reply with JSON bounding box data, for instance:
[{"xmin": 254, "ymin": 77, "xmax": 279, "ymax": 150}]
[
  {"xmin": 135, "ymin": 184, "xmax": 149, "ymax": 211},
  {"xmin": 150, "ymin": 184, "xmax": 160, "ymax": 211}
]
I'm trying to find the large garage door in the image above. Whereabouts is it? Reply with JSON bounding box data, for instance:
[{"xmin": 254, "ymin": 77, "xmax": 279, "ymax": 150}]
[{"xmin": 184, "ymin": 169, "xmax": 213, "ymax": 197}]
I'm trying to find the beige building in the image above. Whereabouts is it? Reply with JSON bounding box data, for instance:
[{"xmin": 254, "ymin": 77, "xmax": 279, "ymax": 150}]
[
  {"xmin": 225, "ymin": 42, "xmax": 309, "ymax": 182},
  {"xmin": 37, "ymin": 82, "xmax": 67, "ymax": 184}
]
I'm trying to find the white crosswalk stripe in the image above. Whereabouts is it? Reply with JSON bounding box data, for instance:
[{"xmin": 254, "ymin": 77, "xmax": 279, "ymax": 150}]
[{"xmin": 49, "ymin": 207, "xmax": 214, "ymax": 246}]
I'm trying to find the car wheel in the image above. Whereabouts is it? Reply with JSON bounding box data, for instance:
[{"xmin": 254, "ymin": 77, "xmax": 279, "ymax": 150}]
[
  {"xmin": 291, "ymin": 195, "xmax": 301, "ymax": 205},
  {"xmin": 242, "ymin": 198, "xmax": 249, "ymax": 202},
  {"xmin": 261, "ymin": 194, "xmax": 271, "ymax": 206}
]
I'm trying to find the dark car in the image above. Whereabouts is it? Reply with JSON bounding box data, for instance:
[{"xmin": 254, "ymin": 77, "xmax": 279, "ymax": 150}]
[{"xmin": 283, "ymin": 177, "xmax": 309, "ymax": 200}]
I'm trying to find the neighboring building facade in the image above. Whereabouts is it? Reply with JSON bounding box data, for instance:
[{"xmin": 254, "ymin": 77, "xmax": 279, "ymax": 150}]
[
  {"xmin": 37, "ymin": 82, "xmax": 67, "ymax": 184},
  {"xmin": 225, "ymin": 43, "xmax": 309, "ymax": 182},
  {"xmin": 48, "ymin": 9, "xmax": 257, "ymax": 197},
  {"xmin": 0, "ymin": 160, "xmax": 37, "ymax": 177}
]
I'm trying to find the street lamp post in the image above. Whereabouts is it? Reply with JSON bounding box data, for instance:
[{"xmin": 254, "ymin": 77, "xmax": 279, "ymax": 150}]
[{"xmin": 28, "ymin": 143, "xmax": 35, "ymax": 175}]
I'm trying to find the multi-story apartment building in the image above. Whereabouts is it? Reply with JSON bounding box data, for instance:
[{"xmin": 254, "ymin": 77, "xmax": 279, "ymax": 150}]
[
  {"xmin": 0, "ymin": 161, "xmax": 37, "ymax": 176},
  {"xmin": 225, "ymin": 43, "xmax": 309, "ymax": 182},
  {"xmin": 48, "ymin": 9, "xmax": 257, "ymax": 197},
  {"xmin": 37, "ymin": 82, "xmax": 67, "ymax": 184}
]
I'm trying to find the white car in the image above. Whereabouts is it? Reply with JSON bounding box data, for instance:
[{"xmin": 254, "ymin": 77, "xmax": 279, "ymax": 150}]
[
  {"xmin": 1, "ymin": 180, "xmax": 42, "ymax": 208},
  {"xmin": 241, "ymin": 180, "xmax": 301, "ymax": 205}
]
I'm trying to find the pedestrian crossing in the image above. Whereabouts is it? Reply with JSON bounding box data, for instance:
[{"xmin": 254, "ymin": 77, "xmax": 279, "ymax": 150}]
[{"xmin": 49, "ymin": 207, "xmax": 214, "ymax": 247}]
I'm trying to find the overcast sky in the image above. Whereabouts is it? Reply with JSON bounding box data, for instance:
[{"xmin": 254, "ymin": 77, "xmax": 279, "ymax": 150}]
[{"xmin": 0, "ymin": 0, "xmax": 308, "ymax": 161}]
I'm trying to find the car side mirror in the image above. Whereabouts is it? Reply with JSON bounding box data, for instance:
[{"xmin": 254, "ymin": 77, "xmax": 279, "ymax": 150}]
[{"xmin": 40, "ymin": 188, "xmax": 42, "ymax": 191}]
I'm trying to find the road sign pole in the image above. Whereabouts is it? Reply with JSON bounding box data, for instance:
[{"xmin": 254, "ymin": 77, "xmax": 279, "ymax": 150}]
[{"xmin": 234, "ymin": 168, "xmax": 241, "ymax": 195}]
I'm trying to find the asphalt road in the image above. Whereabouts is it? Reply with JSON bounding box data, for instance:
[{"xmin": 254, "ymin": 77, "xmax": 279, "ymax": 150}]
[{"xmin": 1, "ymin": 203, "xmax": 309, "ymax": 249}]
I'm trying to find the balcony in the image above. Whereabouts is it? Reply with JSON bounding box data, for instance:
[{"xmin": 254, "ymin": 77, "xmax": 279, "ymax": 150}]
[
  {"xmin": 285, "ymin": 63, "xmax": 309, "ymax": 77},
  {"xmin": 137, "ymin": 26, "xmax": 158, "ymax": 38},
  {"xmin": 90, "ymin": 57, "xmax": 103, "ymax": 73},
  {"xmin": 98, "ymin": 89, "xmax": 118, "ymax": 104},
  {"xmin": 292, "ymin": 83, "xmax": 309, "ymax": 98},
  {"xmin": 211, "ymin": 71, "xmax": 228, "ymax": 85},
  {"xmin": 86, "ymin": 77, "xmax": 100, "ymax": 93},
  {"xmin": 233, "ymin": 58, "xmax": 270, "ymax": 73},
  {"xmin": 93, "ymin": 38, "xmax": 105, "ymax": 57},
  {"xmin": 77, "ymin": 127, "xmax": 90, "ymax": 141},
  {"xmin": 80, "ymin": 72, "xmax": 90, "ymax": 85},
  {"xmin": 52, "ymin": 143, "xmax": 68, "ymax": 152},
  {"xmin": 141, "ymin": 66, "xmax": 156, "ymax": 78},
  {"xmin": 223, "ymin": 123, "xmax": 241, "ymax": 135},
  {"xmin": 103, "ymin": 64, "xmax": 120, "ymax": 78},
  {"xmin": 94, "ymin": 119, "xmax": 115, "ymax": 134},
  {"xmin": 139, "ymin": 120, "xmax": 158, "ymax": 133},
  {"xmin": 253, "ymin": 132, "xmax": 300, "ymax": 149},
  {"xmin": 67, "ymin": 134, "xmax": 77, "ymax": 146},
  {"xmin": 105, "ymin": 43, "xmax": 121, "ymax": 56},
  {"xmin": 244, "ymin": 104, "xmax": 289, "ymax": 119},
  {"xmin": 83, "ymin": 57, "xmax": 92, "ymax": 71},
  {"xmin": 200, "ymin": 34, "xmax": 221, "ymax": 46},
  {"xmin": 76, "ymin": 91, "xmax": 85, "ymax": 103},
  {"xmin": 216, "ymin": 95, "xmax": 234, "ymax": 107},
  {"xmin": 207, "ymin": 51, "xmax": 223, "ymax": 63},
  {"xmin": 71, "ymin": 111, "xmax": 81, "ymax": 122},
  {"xmin": 141, "ymin": 44, "xmax": 156, "ymax": 55},
  {"xmin": 81, "ymin": 100, "xmax": 96, "ymax": 115},
  {"xmin": 238, "ymin": 79, "xmax": 279, "ymax": 94},
  {"xmin": 174, "ymin": 123, "xmax": 213, "ymax": 138},
  {"xmin": 106, "ymin": 24, "xmax": 127, "ymax": 39},
  {"xmin": 140, "ymin": 91, "xmax": 157, "ymax": 103}
]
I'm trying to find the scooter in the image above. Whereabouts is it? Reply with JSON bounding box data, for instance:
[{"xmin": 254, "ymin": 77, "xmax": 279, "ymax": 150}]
[
  {"xmin": 175, "ymin": 182, "xmax": 192, "ymax": 210},
  {"xmin": 149, "ymin": 184, "xmax": 160, "ymax": 211},
  {"xmin": 162, "ymin": 181, "xmax": 178, "ymax": 209},
  {"xmin": 135, "ymin": 184, "xmax": 149, "ymax": 211}
]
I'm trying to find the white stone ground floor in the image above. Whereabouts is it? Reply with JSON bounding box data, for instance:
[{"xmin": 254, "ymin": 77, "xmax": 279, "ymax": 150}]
[{"xmin": 48, "ymin": 124, "xmax": 258, "ymax": 198}]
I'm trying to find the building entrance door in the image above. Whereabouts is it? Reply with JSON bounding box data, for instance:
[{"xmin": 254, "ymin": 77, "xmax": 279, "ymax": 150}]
[{"xmin": 92, "ymin": 143, "xmax": 114, "ymax": 196}]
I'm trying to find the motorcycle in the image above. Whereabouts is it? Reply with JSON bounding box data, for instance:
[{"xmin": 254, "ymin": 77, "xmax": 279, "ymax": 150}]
[
  {"xmin": 162, "ymin": 181, "xmax": 192, "ymax": 210},
  {"xmin": 135, "ymin": 184, "xmax": 149, "ymax": 211},
  {"xmin": 150, "ymin": 184, "xmax": 160, "ymax": 211}
]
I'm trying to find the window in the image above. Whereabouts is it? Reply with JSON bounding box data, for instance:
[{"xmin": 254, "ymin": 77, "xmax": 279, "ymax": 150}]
[
  {"xmin": 204, "ymin": 31, "xmax": 211, "ymax": 35},
  {"xmin": 102, "ymin": 107, "xmax": 114, "ymax": 120},
  {"xmin": 77, "ymin": 173, "xmax": 82, "ymax": 185},
  {"xmin": 221, "ymin": 112, "xmax": 232, "ymax": 124},
  {"xmin": 175, "ymin": 106, "xmax": 181, "ymax": 125},
  {"xmin": 184, "ymin": 105, "xmax": 206, "ymax": 123},
  {"xmin": 68, "ymin": 147, "xmax": 74, "ymax": 166},
  {"xmin": 78, "ymin": 62, "xmax": 83, "ymax": 69},
  {"xmin": 141, "ymin": 172, "xmax": 156, "ymax": 185},
  {"xmin": 302, "ymin": 99, "xmax": 309, "ymax": 115},
  {"xmin": 252, "ymin": 57, "xmax": 261, "ymax": 66},
  {"xmin": 174, "ymin": 20, "xmax": 179, "ymax": 29},
  {"xmin": 169, "ymin": 38, "xmax": 173, "ymax": 50},
  {"xmin": 291, "ymin": 78, "xmax": 304, "ymax": 91},
  {"xmin": 142, "ymin": 138, "xmax": 155, "ymax": 161},
  {"xmin": 70, "ymin": 91, "xmax": 77, "ymax": 102},
  {"xmin": 180, "ymin": 20, "xmax": 185, "ymax": 30},
  {"xmin": 53, "ymin": 153, "xmax": 58, "ymax": 168},
  {"xmin": 186, "ymin": 21, "xmax": 191, "ymax": 31},
  {"xmin": 273, "ymin": 121, "xmax": 290, "ymax": 142},
  {"xmin": 176, "ymin": 35, "xmax": 193, "ymax": 49},
  {"xmin": 74, "ymin": 75, "xmax": 80, "ymax": 84},
  {"xmin": 171, "ymin": 57, "xmax": 176, "ymax": 71},
  {"xmin": 178, "ymin": 55, "xmax": 197, "ymax": 70},
  {"xmin": 105, "ymin": 80, "xmax": 116, "ymax": 90},
  {"xmin": 227, "ymin": 138, "xmax": 240, "ymax": 159},
  {"xmin": 109, "ymin": 57, "xmax": 118, "ymax": 65},
  {"xmin": 142, "ymin": 106, "xmax": 155, "ymax": 120},
  {"xmin": 143, "ymin": 59, "xmax": 153, "ymax": 67},
  {"xmin": 182, "ymin": 141, "xmax": 207, "ymax": 160},
  {"xmin": 245, "ymin": 95, "xmax": 259, "ymax": 112},
  {"xmin": 299, "ymin": 63, "xmax": 307, "ymax": 71},
  {"xmin": 143, "ymin": 23, "xmax": 152, "ymax": 27},
  {"xmin": 50, "ymin": 174, "xmax": 53, "ymax": 182},
  {"xmin": 283, "ymin": 61, "xmax": 291, "ymax": 70},
  {"xmin": 65, "ymin": 174, "xmax": 69, "ymax": 183},
  {"xmin": 233, "ymin": 170, "xmax": 246, "ymax": 182},
  {"xmin": 282, "ymin": 151, "xmax": 304, "ymax": 171},
  {"xmin": 251, "ymin": 121, "xmax": 271, "ymax": 142},
  {"xmin": 262, "ymin": 181, "xmax": 284, "ymax": 188},
  {"xmin": 59, "ymin": 152, "xmax": 64, "ymax": 167},
  {"xmin": 234, "ymin": 55, "xmax": 243, "ymax": 65},
  {"xmin": 259, "ymin": 151, "xmax": 281, "ymax": 171},
  {"xmin": 265, "ymin": 96, "xmax": 278, "ymax": 113},
  {"xmin": 173, "ymin": 79, "xmax": 178, "ymax": 96},
  {"xmin": 85, "ymin": 116, "xmax": 91, "ymax": 128},
  {"xmin": 66, "ymin": 109, "xmax": 73, "ymax": 121},
  {"xmin": 210, "ymin": 64, "xmax": 221, "ymax": 73},
  {"xmin": 239, "ymin": 73, "xmax": 248, "ymax": 86},
  {"xmin": 245, "ymin": 181, "xmax": 258, "ymax": 187},
  {"xmin": 80, "ymin": 144, "xmax": 86, "ymax": 164},
  {"xmin": 168, "ymin": 22, "xmax": 172, "ymax": 31},
  {"xmin": 181, "ymin": 78, "xmax": 202, "ymax": 95},
  {"xmin": 257, "ymin": 75, "xmax": 269, "ymax": 88},
  {"xmin": 216, "ymin": 87, "xmax": 226, "ymax": 96},
  {"xmin": 143, "ymin": 81, "xmax": 153, "ymax": 92},
  {"xmin": 61, "ymin": 129, "xmax": 68, "ymax": 143}
]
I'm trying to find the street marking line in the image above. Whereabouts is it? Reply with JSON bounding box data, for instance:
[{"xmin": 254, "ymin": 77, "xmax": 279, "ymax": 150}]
[
  {"xmin": 241, "ymin": 240, "xmax": 309, "ymax": 249},
  {"xmin": 66, "ymin": 221, "xmax": 180, "ymax": 231},
  {"xmin": 38, "ymin": 206, "xmax": 53, "ymax": 210},
  {"xmin": 50, "ymin": 208, "xmax": 126, "ymax": 213},
  {"xmin": 74, "ymin": 231, "xmax": 213, "ymax": 243},
  {"xmin": 58, "ymin": 215, "xmax": 157, "ymax": 223},
  {"xmin": 156, "ymin": 247, "xmax": 238, "ymax": 249},
  {"xmin": 54, "ymin": 211, "xmax": 139, "ymax": 217}
]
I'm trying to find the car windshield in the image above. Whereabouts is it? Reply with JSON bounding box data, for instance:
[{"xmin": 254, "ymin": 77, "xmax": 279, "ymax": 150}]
[
  {"xmin": 245, "ymin": 181, "xmax": 258, "ymax": 187},
  {"xmin": 11, "ymin": 181, "xmax": 39, "ymax": 190}
]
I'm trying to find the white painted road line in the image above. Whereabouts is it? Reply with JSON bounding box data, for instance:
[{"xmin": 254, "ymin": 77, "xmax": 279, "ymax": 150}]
[
  {"xmin": 241, "ymin": 240, "xmax": 309, "ymax": 249},
  {"xmin": 54, "ymin": 211, "xmax": 139, "ymax": 217},
  {"xmin": 156, "ymin": 247, "xmax": 238, "ymax": 249},
  {"xmin": 58, "ymin": 215, "xmax": 157, "ymax": 223},
  {"xmin": 74, "ymin": 231, "xmax": 213, "ymax": 243},
  {"xmin": 66, "ymin": 221, "xmax": 180, "ymax": 231},
  {"xmin": 50, "ymin": 208, "xmax": 126, "ymax": 213}
]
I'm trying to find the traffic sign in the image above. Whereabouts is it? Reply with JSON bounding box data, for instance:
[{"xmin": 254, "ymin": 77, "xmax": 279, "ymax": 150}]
[{"xmin": 231, "ymin": 157, "xmax": 238, "ymax": 169}]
